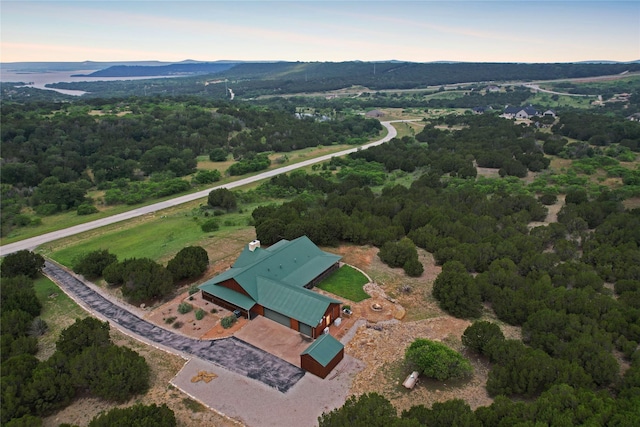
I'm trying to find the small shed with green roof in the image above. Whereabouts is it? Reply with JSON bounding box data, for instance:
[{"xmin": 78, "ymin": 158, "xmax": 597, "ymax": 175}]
[
  {"xmin": 300, "ymin": 333, "xmax": 344, "ymax": 378},
  {"xmin": 199, "ymin": 236, "xmax": 343, "ymax": 338}
]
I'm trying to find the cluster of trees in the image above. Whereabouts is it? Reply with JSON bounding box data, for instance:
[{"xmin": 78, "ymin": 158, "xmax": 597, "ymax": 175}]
[
  {"xmin": 323, "ymin": 322, "xmax": 638, "ymax": 426},
  {"xmin": 319, "ymin": 380, "xmax": 640, "ymax": 427},
  {"xmin": 1, "ymin": 252, "xmax": 46, "ymax": 366},
  {"xmin": 252, "ymin": 166, "xmax": 549, "ymax": 266},
  {"xmin": 74, "ymin": 246, "xmax": 209, "ymax": 303},
  {"xmin": 378, "ymin": 237, "xmax": 423, "ymax": 277},
  {"xmin": 207, "ymin": 188, "xmax": 237, "ymax": 212},
  {"xmin": 227, "ymin": 153, "xmax": 271, "ymax": 176},
  {"xmin": 0, "ymin": 251, "xmax": 149, "ymax": 425},
  {"xmin": 2, "ymin": 311, "xmax": 150, "ymax": 425},
  {"xmin": 243, "ymin": 111, "xmax": 639, "ymax": 423},
  {"xmin": 102, "ymin": 175, "xmax": 192, "ymax": 205},
  {"xmin": 0, "ymin": 98, "xmax": 381, "ymax": 237},
  {"xmin": 553, "ymin": 112, "xmax": 640, "ymax": 150}
]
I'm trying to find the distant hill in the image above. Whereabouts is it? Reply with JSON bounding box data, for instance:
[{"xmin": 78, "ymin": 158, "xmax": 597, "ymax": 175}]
[
  {"xmin": 7, "ymin": 60, "xmax": 640, "ymax": 100},
  {"xmin": 0, "ymin": 61, "xmax": 178, "ymax": 72},
  {"xmin": 72, "ymin": 62, "xmax": 239, "ymax": 77}
]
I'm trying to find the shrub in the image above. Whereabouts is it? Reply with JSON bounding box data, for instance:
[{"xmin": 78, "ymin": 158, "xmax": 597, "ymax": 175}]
[
  {"xmin": 221, "ymin": 315, "xmax": 237, "ymax": 329},
  {"xmin": 209, "ymin": 148, "xmax": 228, "ymax": 162},
  {"xmin": 195, "ymin": 309, "xmax": 206, "ymax": 320},
  {"xmin": 404, "ymin": 258, "xmax": 424, "ymax": 277},
  {"xmin": 405, "ymin": 338, "xmax": 473, "ymax": 381},
  {"xmin": 88, "ymin": 403, "xmax": 176, "ymax": 427},
  {"xmin": 192, "ymin": 169, "xmax": 221, "ymax": 185},
  {"xmin": 173, "ymin": 321, "xmax": 183, "ymax": 329},
  {"xmin": 77, "ymin": 203, "xmax": 99, "ymax": 215},
  {"xmin": 539, "ymin": 193, "xmax": 558, "ymax": 205},
  {"xmin": 165, "ymin": 316, "xmax": 177, "ymax": 324},
  {"xmin": 35, "ymin": 203, "xmax": 59, "ymax": 216},
  {"xmin": 462, "ymin": 321, "xmax": 505, "ymax": 355},
  {"xmin": 167, "ymin": 246, "xmax": 209, "ymax": 282},
  {"xmin": 201, "ymin": 219, "xmax": 219, "ymax": 232},
  {"xmin": 73, "ymin": 249, "xmax": 117, "ymax": 279},
  {"xmin": 1, "ymin": 250, "xmax": 45, "ymax": 278},
  {"xmin": 103, "ymin": 258, "xmax": 173, "ymax": 304},
  {"xmin": 177, "ymin": 302, "xmax": 193, "ymax": 314},
  {"xmin": 188, "ymin": 286, "xmax": 199, "ymax": 296},
  {"xmin": 29, "ymin": 318, "xmax": 49, "ymax": 337},
  {"xmin": 210, "ymin": 308, "xmax": 218, "ymax": 314}
]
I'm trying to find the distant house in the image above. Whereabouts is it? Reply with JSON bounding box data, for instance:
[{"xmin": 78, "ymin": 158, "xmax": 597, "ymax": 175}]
[
  {"xmin": 300, "ymin": 333, "xmax": 344, "ymax": 378},
  {"xmin": 472, "ymin": 106, "xmax": 493, "ymax": 114},
  {"xmin": 198, "ymin": 236, "xmax": 342, "ymax": 338},
  {"xmin": 503, "ymin": 105, "xmax": 539, "ymax": 119},
  {"xmin": 486, "ymin": 85, "xmax": 501, "ymax": 92}
]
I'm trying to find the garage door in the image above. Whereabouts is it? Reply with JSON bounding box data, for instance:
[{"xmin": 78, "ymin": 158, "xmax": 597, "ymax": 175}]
[
  {"xmin": 299, "ymin": 323, "xmax": 312, "ymax": 337},
  {"xmin": 264, "ymin": 308, "xmax": 290, "ymax": 328}
]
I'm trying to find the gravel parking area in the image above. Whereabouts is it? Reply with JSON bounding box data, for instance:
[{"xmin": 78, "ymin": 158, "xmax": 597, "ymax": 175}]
[{"xmin": 172, "ymin": 354, "xmax": 365, "ymax": 427}]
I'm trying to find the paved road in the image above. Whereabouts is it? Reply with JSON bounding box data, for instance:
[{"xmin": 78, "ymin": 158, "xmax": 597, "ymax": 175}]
[
  {"xmin": 0, "ymin": 121, "xmax": 399, "ymax": 256},
  {"xmin": 522, "ymin": 84, "xmax": 593, "ymax": 97},
  {"xmin": 43, "ymin": 260, "xmax": 305, "ymax": 393}
]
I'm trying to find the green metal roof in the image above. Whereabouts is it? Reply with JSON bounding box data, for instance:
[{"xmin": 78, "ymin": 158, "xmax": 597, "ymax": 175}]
[
  {"xmin": 198, "ymin": 282, "xmax": 256, "ymax": 311},
  {"xmin": 199, "ymin": 235, "xmax": 342, "ymax": 306},
  {"xmin": 301, "ymin": 333, "xmax": 344, "ymax": 367},
  {"xmin": 256, "ymin": 277, "xmax": 340, "ymax": 327},
  {"xmin": 198, "ymin": 236, "xmax": 343, "ymax": 325}
]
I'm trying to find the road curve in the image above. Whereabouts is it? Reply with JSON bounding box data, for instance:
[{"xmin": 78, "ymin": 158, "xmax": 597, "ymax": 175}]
[{"xmin": 0, "ymin": 121, "xmax": 399, "ymax": 256}]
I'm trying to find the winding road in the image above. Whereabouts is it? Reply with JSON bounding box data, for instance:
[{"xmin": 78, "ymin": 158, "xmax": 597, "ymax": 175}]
[{"xmin": 0, "ymin": 121, "xmax": 399, "ymax": 256}]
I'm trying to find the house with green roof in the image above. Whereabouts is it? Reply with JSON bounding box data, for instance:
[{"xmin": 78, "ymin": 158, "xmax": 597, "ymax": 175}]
[{"xmin": 199, "ymin": 236, "xmax": 343, "ymax": 338}]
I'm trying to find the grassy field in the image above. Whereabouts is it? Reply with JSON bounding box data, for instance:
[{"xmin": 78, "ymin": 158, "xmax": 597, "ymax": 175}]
[
  {"xmin": 317, "ymin": 265, "xmax": 370, "ymax": 302},
  {"xmin": 527, "ymin": 92, "xmax": 594, "ymax": 109},
  {"xmin": 33, "ymin": 275, "xmax": 88, "ymax": 359},
  {"xmin": 43, "ymin": 199, "xmax": 260, "ymax": 267}
]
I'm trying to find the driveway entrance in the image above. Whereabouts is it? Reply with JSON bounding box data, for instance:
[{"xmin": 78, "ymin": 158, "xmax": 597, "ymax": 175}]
[{"xmin": 234, "ymin": 315, "xmax": 315, "ymax": 366}]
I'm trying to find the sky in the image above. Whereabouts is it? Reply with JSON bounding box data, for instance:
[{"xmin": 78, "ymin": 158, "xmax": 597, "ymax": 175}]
[{"xmin": 1, "ymin": 1, "xmax": 639, "ymax": 64}]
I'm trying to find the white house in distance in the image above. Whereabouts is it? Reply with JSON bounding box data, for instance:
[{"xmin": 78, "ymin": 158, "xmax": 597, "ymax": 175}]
[{"xmin": 502, "ymin": 105, "xmax": 539, "ymax": 119}]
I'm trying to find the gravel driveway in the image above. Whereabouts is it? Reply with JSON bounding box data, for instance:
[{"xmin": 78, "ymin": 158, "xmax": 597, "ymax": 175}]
[{"xmin": 43, "ymin": 261, "xmax": 305, "ymax": 393}]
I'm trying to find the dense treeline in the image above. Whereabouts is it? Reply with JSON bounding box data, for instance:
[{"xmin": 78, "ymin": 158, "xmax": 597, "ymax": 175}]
[
  {"xmin": 0, "ymin": 260, "xmax": 151, "ymax": 425},
  {"xmin": 0, "ymin": 97, "xmax": 381, "ymax": 237},
  {"xmin": 553, "ymin": 112, "xmax": 640, "ymax": 150}
]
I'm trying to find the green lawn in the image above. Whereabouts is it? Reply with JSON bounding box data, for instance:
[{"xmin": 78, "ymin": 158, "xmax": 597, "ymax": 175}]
[
  {"xmin": 317, "ymin": 265, "xmax": 370, "ymax": 302},
  {"xmin": 34, "ymin": 275, "xmax": 87, "ymax": 358},
  {"xmin": 43, "ymin": 199, "xmax": 264, "ymax": 267},
  {"xmin": 47, "ymin": 211, "xmax": 210, "ymax": 267}
]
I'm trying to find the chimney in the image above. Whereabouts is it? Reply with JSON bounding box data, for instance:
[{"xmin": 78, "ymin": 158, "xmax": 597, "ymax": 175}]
[{"xmin": 248, "ymin": 240, "xmax": 261, "ymax": 252}]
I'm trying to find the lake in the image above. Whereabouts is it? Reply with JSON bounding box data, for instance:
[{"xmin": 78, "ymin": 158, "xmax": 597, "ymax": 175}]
[{"xmin": 0, "ymin": 70, "xmax": 174, "ymax": 96}]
